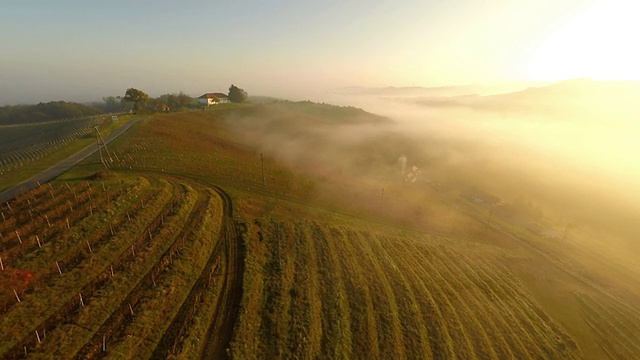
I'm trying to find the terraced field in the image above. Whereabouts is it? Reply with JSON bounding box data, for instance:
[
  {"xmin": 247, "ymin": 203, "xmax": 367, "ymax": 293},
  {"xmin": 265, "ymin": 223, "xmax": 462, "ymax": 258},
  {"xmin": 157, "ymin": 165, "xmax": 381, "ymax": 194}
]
[
  {"xmin": 230, "ymin": 219, "xmax": 581, "ymax": 359},
  {"xmin": 0, "ymin": 116, "xmax": 107, "ymax": 175},
  {"xmin": 0, "ymin": 173, "xmax": 243, "ymax": 359},
  {"xmin": 96, "ymin": 107, "xmax": 640, "ymax": 359},
  {"xmin": 2, "ymin": 103, "xmax": 640, "ymax": 359}
]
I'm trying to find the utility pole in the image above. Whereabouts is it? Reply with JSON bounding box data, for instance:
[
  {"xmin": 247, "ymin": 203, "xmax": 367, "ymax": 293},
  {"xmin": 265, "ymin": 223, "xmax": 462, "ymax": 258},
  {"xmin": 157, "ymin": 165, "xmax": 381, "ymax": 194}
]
[
  {"xmin": 484, "ymin": 206, "xmax": 494, "ymax": 233},
  {"xmin": 95, "ymin": 127, "xmax": 113, "ymax": 169},
  {"xmin": 260, "ymin": 152, "xmax": 266, "ymax": 186}
]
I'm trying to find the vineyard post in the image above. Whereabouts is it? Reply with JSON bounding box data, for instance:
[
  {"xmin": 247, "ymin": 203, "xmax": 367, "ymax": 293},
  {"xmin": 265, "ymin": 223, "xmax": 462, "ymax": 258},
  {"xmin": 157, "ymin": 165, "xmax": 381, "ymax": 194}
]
[
  {"xmin": 110, "ymin": 265, "xmax": 114, "ymax": 277},
  {"xmin": 15, "ymin": 230, "xmax": 22, "ymax": 244},
  {"xmin": 0, "ymin": 255, "xmax": 4, "ymax": 270},
  {"xmin": 261, "ymin": 152, "xmax": 266, "ymax": 186},
  {"xmin": 131, "ymin": 246, "xmax": 135, "ymax": 257},
  {"xmin": 1, "ymin": 211, "xmax": 5, "ymax": 221},
  {"xmin": 79, "ymin": 292, "xmax": 85, "ymax": 306},
  {"xmin": 66, "ymin": 218, "xmax": 70, "ymax": 229},
  {"xmin": 95, "ymin": 127, "xmax": 113, "ymax": 168},
  {"xmin": 56, "ymin": 261, "xmax": 62, "ymax": 274},
  {"xmin": 152, "ymin": 274, "xmax": 156, "ymax": 287},
  {"xmin": 6, "ymin": 202, "xmax": 13, "ymax": 214},
  {"xmin": 128, "ymin": 303, "xmax": 134, "ymax": 316},
  {"xmin": 45, "ymin": 215, "xmax": 51, "ymax": 227},
  {"xmin": 110, "ymin": 225, "xmax": 114, "ymax": 235},
  {"xmin": 103, "ymin": 336, "xmax": 106, "ymax": 352},
  {"xmin": 36, "ymin": 235, "xmax": 42, "ymax": 248},
  {"xmin": 35, "ymin": 330, "xmax": 41, "ymax": 344},
  {"xmin": 484, "ymin": 206, "xmax": 495, "ymax": 233},
  {"xmin": 276, "ymin": 222, "xmax": 281, "ymax": 265},
  {"xmin": 127, "ymin": 212, "xmax": 131, "ymax": 221},
  {"xmin": 49, "ymin": 190, "xmax": 55, "ymax": 200},
  {"xmin": 87, "ymin": 241, "xmax": 92, "ymax": 253},
  {"xmin": 13, "ymin": 288, "xmax": 21, "ymax": 302}
]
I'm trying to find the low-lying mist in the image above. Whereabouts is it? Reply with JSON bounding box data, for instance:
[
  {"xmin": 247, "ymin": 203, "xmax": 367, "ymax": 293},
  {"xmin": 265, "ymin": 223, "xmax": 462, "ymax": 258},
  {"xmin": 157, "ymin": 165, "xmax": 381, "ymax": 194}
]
[{"xmin": 223, "ymin": 81, "xmax": 640, "ymax": 254}]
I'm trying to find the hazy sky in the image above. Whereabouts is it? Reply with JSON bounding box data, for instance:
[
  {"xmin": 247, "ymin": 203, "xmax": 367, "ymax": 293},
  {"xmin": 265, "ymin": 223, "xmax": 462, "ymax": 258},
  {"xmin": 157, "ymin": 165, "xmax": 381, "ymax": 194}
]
[{"xmin": 1, "ymin": 0, "xmax": 637, "ymax": 104}]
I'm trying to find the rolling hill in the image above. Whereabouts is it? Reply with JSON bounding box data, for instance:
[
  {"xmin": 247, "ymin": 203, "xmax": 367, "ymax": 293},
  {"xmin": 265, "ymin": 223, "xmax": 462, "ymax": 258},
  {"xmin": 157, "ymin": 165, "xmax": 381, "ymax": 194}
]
[{"xmin": 1, "ymin": 101, "xmax": 639, "ymax": 359}]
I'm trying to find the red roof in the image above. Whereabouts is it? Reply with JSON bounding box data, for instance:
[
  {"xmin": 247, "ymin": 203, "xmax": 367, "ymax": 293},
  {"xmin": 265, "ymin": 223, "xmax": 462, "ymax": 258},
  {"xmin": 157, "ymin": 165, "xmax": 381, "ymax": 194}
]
[{"xmin": 199, "ymin": 92, "xmax": 228, "ymax": 99}]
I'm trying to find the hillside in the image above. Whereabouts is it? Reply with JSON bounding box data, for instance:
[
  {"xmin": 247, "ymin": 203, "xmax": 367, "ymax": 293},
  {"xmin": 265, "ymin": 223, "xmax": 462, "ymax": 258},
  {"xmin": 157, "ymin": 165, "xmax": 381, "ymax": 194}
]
[
  {"xmin": 1, "ymin": 102, "xmax": 639, "ymax": 359},
  {"xmin": 409, "ymin": 79, "xmax": 640, "ymax": 120},
  {"xmin": 0, "ymin": 101, "xmax": 102, "ymax": 125}
]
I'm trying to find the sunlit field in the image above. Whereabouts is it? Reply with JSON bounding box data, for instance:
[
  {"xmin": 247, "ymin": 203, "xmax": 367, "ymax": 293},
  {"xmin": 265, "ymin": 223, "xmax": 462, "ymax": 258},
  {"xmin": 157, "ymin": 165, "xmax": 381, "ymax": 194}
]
[{"xmin": 2, "ymin": 94, "xmax": 640, "ymax": 359}]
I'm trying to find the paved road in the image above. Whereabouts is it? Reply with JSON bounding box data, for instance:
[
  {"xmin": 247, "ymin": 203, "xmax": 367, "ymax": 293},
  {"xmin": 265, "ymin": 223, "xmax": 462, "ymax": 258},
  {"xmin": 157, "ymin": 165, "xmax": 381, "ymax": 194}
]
[{"xmin": 0, "ymin": 119, "xmax": 139, "ymax": 203}]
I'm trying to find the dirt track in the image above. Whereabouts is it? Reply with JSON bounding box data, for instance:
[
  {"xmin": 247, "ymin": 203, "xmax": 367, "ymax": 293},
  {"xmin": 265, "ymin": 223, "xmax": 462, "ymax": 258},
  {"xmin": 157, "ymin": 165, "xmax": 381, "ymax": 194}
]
[
  {"xmin": 198, "ymin": 185, "xmax": 245, "ymax": 360},
  {"xmin": 149, "ymin": 177, "xmax": 245, "ymax": 360}
]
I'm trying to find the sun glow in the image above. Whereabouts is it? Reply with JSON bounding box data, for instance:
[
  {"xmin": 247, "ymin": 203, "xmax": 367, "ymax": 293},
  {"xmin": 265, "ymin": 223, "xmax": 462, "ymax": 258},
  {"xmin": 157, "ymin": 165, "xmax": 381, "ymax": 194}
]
[{"xmin": 528, "ymin": 1, "xmax": 640, "ymax": 81}]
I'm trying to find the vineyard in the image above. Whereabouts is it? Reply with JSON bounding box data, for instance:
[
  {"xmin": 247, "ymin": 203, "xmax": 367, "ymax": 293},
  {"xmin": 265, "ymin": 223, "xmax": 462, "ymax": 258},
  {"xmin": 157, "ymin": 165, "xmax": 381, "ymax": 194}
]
[
  {"xmin": 1, "ymin": 103, "xmax": 640, "ymax": 359},
  {"xmin": 0, "ymin": 173, "xmax": 242, "ymax": 359},
  {"xmin": 230, "ymin": 218, "xmax": 580, "ymax": 359},
  {"xmin": 0, "ymin": 116, "xmax": 111, "ymax": 176}
]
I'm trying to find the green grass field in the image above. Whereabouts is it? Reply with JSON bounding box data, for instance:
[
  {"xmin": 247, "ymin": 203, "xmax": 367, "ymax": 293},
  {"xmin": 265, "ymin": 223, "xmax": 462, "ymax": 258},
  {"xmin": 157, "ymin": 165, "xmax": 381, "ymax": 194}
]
[{"xmin": 1, "ymin": 103, "xmax": 639, "ymax": 359}]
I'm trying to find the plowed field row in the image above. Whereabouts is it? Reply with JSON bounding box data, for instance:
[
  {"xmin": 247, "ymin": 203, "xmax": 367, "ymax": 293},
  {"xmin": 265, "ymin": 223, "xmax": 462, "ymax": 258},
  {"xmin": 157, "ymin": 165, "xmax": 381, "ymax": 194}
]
[
  {"xmin": 0, "ymin": 185, "xmax": 128, "ymax": 262},
  {"xmin": 0, "ymin": 115, "xmax": 106, "ymax": 174},
  {"xmin": 0, "ymin": 173, "xmax": 235, "ymax": 359},
  {"xmin": 231, "ymin": 220, "xmax": 581, "ymax": 359},
  {"xmin": 575, "ymin": 292, "xmax": 640, "ymax": 359}
]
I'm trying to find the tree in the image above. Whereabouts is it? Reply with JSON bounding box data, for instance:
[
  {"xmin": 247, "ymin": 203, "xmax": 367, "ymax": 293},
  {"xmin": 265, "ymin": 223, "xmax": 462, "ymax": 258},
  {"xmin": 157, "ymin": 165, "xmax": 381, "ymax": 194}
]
[
  {"xmin": 102, "ymin": 96, "xmax": 121, "ymax": 112},
  {"xmin": 123, "ymin": 88, "xmax": 149, "ymax": 112},
  {"xmin": 176, "ymin": 91, "xmax": 192, "ymax": 108},
  {"xmin": 228, "ymin": 84, "xmax": 248, "ymax": 103},
  {"xmin": 158, "ymin": 92, "xmax": 192, "ymax": 110}
]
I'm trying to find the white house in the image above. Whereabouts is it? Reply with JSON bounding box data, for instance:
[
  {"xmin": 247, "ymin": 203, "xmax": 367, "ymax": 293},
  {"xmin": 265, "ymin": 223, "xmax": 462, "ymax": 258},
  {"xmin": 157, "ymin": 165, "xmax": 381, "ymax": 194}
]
[{"xmin": 198, "ymin": 92, "xmax": 229, "ymax": 106}]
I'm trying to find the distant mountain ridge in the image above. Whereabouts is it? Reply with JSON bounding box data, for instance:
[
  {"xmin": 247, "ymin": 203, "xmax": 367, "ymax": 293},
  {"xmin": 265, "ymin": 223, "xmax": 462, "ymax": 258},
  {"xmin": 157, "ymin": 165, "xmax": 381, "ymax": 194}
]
[
  {"xmin": 341, "ymin": 79, "xmax": 640, "ymax": 120},
  {"xmin": 336, "ymin": 82, "xmax": 545, "ymax": 97}
]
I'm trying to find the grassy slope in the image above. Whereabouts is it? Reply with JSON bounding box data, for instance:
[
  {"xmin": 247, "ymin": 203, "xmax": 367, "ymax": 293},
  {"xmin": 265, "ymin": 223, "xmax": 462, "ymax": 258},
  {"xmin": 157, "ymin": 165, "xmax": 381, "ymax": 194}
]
[
  {"xmin": 11, "ymin": 103, "xmax": 640, "ymax": 359},
  {"xmin": 81, "ymin": 103, "xmax": 640, "ymax": 359}
]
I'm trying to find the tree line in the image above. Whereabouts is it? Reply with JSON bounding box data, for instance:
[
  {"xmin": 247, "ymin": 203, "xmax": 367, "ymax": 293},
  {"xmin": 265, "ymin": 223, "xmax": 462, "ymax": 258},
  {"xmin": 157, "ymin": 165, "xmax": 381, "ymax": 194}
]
[
  {"xmin": 0, "ymin": 101, "xmax": 101, "ymax": 125},
  {"xmin": 0, "ymin": 84, "xmax": 248, "ymax": 124},
  {"xmin": 119, "ymin": 84, "xmax": 248, "ymax": 113},
  {"xmin": 101, "ymin": 90, "xmax": 193, "ymax": 113}
]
